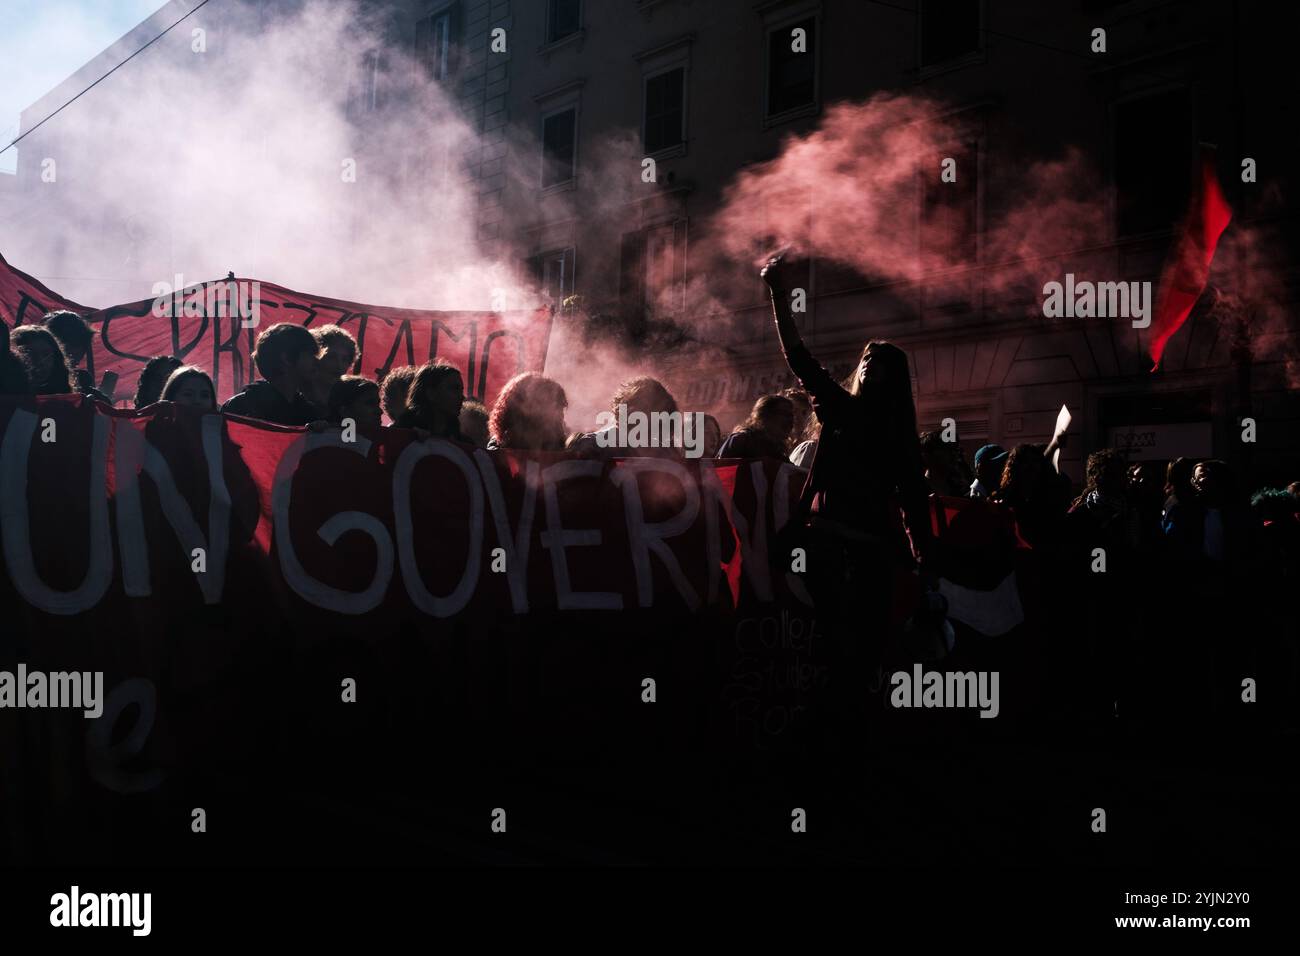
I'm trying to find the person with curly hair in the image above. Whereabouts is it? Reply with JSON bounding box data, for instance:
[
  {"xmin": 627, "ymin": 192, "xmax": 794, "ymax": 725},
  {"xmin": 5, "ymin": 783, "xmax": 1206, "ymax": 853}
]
[{"xmin": 488, "ymin": 371, "xmax": 567, "ymax": 451}]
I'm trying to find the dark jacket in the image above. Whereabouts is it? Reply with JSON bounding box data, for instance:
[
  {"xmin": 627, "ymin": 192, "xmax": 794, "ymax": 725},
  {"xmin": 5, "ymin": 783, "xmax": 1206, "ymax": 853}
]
[
  {"xmin": 220, "ymin": 381, "xmax": 320, "ymax": 426},
  {"xmin": 715, "ymin": 428, "xmax": 786, "ymax": 461},
  {"xmin": 1161, "ymin": 492, "xmax": 1205, "ymax": 562},
  {"xmin": 394, "ymin": 408, "xmax": 464, "ymax": 442},
  {"xmin": 783, "ymin": 341, "xmax": 931, "ymax": 560}
]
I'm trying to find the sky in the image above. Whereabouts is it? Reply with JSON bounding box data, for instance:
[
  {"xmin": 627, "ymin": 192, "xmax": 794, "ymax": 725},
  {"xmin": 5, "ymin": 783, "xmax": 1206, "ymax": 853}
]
[{"xmin": 0, "ymin": 0, "xmax": 166, "ymax": 174}]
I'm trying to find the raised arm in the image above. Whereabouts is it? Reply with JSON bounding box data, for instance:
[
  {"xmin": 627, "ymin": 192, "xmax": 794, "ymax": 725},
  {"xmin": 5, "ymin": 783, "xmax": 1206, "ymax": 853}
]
[
  {"xmin": 760, "ymin": 254, "xmax": 849, "ymax": 415},
  {"xmin": 760, "ymin": 253, "xmax": 807, "ymax": 358}
]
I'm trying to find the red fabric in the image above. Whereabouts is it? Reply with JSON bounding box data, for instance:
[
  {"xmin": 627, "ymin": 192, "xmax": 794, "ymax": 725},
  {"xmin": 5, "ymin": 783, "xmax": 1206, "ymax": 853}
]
[
  {"xmin": 1, "ymin": 251, "xmax": 553, "ymax": 408},
  {"xmin": 0, "ymin": 397, "xmax": 809, "ymax": 622},
  {"xmin": 0, "ymin": 250, "xmax": 93, "ymax": 326},
  {"xmin": 88, "ymin": 279, "xmax": 553, "ymax": 408},
  {"xmin": 1149, "ymin": 148, "xmax": 1233, "ymax": 370}
]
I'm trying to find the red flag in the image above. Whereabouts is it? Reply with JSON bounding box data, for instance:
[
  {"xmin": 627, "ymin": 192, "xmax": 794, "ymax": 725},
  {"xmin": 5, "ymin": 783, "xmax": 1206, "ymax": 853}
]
[{"xmin": 1148, "ymin": 147, "xmax": 1233, "ymax": 370}]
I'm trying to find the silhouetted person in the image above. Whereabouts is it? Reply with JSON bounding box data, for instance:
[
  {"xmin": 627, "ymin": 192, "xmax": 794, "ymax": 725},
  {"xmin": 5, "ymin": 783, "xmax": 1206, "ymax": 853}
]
[
  {"xmin": 10, "ymin": 325, "xmax": 72, "ymax": 395},
  {"xmin": 135, "ymin": 355, "xmax": 183, "ymax": 408},
  {"xmin": 309, "ymin": 324, "xmax": 358, "ymax": 410},
  {"xmin": 380, "ymin": 365, "xmax": 418, "ymax": 425},
  {"xmin": 569, "ymin": 376, "xmax": 683, "ymax": 459},
  {"xmin": 395, "ymin": 360, "xmax": 465, "ymax": 440},
  {"xmin": 920, "ymin": 430, "xmax": 971, "ymax": 496},
  {"xmin": 161, "ymin": 365, "xmax": 217, "ymax": 411},
  {"xmin": 780, "ymin": 386, "xmax": 812, "ymax": 455},
  {"xmin": 1, "ymin": 323, "xmax": 30, "ymax": 395},
  {"xmin": 488, "ymin": 372, "xmax": 568, "ymax": 451},
  {"xmin": 42, "ymin": 310, "xmax": 111, "ymax": 400},
  {"xmin": 221, "ymin": 323, "xmax": 322, "ymax": 425},
  {"xmin": 762, "ymin": 251, "xmax": 932, "ymax": 690},
  {"xmin": 458, "ymin": 400, "xmax": 490, "ymax": 449},
  {"xmin": 327, "ymin": 375, "xmax": 382, "ymax": 430},
  {"xmin": 716, "ymin": 394, "xmax": 794, "ymax": 460},
  {"xmin": 990, "ymin": 443, "xmax": 1065, "ymax": 551},
  {"xmin": 1161, "ymin": 456, "xmax": 1204, "ymax": 561}
]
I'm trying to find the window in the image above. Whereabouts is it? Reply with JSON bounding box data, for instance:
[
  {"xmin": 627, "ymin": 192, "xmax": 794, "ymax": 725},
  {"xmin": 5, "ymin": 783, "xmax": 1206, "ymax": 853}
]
[
  {"xmin": 644, "ymin": 68, "xmax": 685, "ymax": 155},
  {"xmin": 547, "ymin": 0, "xmax": 581, "ymax": 43},
  {"xmin": 532, "ymin": 248, "xmax": 576, "ymax": 307},
  {"xmin": 541, "ymin": 108, "xmax": 577, "ymax": 188},
  {"xmin": 416, "ymin": 6, "xmax": 460, "ymax": 81},
  {"xmin": 919, "ymin": 0, "xmax": 981, "ymax": 69},
  {"xmin": 767, "ymin": 17, "xmax": 816, "ymax": 117},
  {"xmin": 1114, "ymin": 89, "xmax": 1193, "ymax": 237}
]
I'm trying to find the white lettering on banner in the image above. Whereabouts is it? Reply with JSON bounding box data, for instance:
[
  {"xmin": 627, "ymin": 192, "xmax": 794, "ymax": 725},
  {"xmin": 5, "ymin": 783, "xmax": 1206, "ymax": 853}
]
[
  {"xmin": 113, "ymin": 415, "xmax": 231, "ymax": 602},
  {"xmin": 0, "ymin": 407, "xmax": 800, "ymax": 615},
  {"xmin": 85, "ymin": 678, "xmax": 164, "ymax": 794},
  {"xmin": 0, "ymin": 409, "xmax": 114, "ymax": 614},
  {"xmin": 610, "ymin": 459, "xmax": 702, "ymax": 611},
  {"xmin": 475, "ymin": 449, "xmax": 538, "ymax": 614},
  {"xmin": 394, "ymin": 438, "xmax": 483, "ymax": 617},
  {"xmin": 540, "ymin": 459, "xmax": 623, "ymax": 610},
  {"xmin": 274, "ymin": 430, "xmax": 395, "ymax": 614}
]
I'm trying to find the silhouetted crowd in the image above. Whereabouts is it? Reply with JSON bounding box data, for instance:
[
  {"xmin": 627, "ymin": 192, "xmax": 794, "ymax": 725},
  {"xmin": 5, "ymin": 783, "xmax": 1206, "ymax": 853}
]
[{"xmin": 3, "ymin": 308, "xmax": 1298, "ymax": 728}]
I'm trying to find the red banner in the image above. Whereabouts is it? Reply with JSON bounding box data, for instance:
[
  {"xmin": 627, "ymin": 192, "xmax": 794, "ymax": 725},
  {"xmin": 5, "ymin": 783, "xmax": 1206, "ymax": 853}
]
[
  {"xmin": 0, "ymin": 396, "xmax": 808, "ymax": 625},
  {"xmin": 1, "ymin": 252, "xmax": 553, "ymax": 408},
  {"xmin": 1, "ymin": 397, "xmax": 1055, "ymax": 863},
  {"xmin": 0, "ymin": 250, "xmax": 93, "ymax": 327}
]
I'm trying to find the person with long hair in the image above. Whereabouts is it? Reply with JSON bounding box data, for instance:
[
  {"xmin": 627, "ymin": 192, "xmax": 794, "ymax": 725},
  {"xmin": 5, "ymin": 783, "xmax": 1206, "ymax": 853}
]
[
  {"xmin": 989, "ymin": 443, "xmax": 1068, "ymax": 550},
  {"xmin": 570, "ymin": 376, "xmax": 684, "ymax": 459},
  {"xmin": 716, "ymin": 394, "xmax": 794, "ymax": 459},
  {"xmin": 160, "ymin": 365, "xmax": 217, "ymax": 411},
  {"xmin": 1068, "ymin": 449, "xmax": 1140, "ymax": 552},
  {"xmin": 10, "ymin": 325, "xmax": 72, "ymax": 395},
  {"xmin": 380, "ymin": 365, "xmax": 418, "ymax": 425},
  {"xmin": 761, "ymin": 252, "xmax": 932, "ymax": 689},
  {"xmin": 42, "ymin": 310, "xmax": 112, "ymax": 401},
  {"xmin": 1, "ymin": 323, "xmax": 31, "ymax": 396},
  {"xmin": 395, "ymin": 360, "xmax": 465, "ymax": 439},
  {"xmin": 134, "ymin": 355, "xmax": 183, "ymax": 408},
  {"xmin": 488, "ymin": 371, "xmax": 568, "ymax": 451}
]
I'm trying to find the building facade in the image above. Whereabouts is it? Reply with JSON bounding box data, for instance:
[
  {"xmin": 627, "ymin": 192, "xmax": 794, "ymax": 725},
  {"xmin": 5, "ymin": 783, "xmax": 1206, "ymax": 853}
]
[
  {"xmin": 8, "ymin": 0, "xmax": 1298, "ymax": 484},
  {"xmin": 410, "ymin": 0, "xmax": 1297, "ymax": 483}
]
